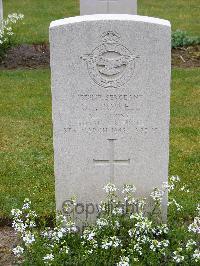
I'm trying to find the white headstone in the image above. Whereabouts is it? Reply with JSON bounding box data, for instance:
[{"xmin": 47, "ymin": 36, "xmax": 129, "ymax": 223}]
[
  {"xmin": 0, "ymin": 0, "xmax": 3, "ymax": 20},
  {"xmin": 50, "ymin": 15, "xmax": 171, "ymax": 222},
  {"xmin": 80, "ymin": 0, "xmax": 137, "ymax": 15}
]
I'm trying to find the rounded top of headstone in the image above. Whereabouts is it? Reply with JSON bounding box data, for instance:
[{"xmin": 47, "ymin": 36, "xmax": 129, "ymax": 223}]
[{"xmin": 50, "ymin": 14, "xmax": 171, "ymax": 29}]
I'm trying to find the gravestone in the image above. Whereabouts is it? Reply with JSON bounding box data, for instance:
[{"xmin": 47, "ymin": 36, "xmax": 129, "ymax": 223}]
[
  {"xmin": 0, "ymin": 0, "xmax": 3, "ymax": 20},
  {"xmin": 50, "ymin": 14, "xmax": 171, "ymax": 222},
  {"xmin": 80, "ymin": 0, "xmax": 137, "ymax": 15}
]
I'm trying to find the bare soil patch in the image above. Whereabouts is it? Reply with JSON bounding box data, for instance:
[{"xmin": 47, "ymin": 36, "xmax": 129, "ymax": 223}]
[
  {"xmin": 0, "ymin": 44, "xmax": 49, "ymax": 70},
  {"xmin": 0, "ymin": 44, "xmax": 199, "ymax": 70},
  {"xmin": 172, "ymin": 45, "xmax": 200, "ymax": 68},
  {"xmin": 0, "ymin": 227, "xmax": 18, "ymax": 266}
]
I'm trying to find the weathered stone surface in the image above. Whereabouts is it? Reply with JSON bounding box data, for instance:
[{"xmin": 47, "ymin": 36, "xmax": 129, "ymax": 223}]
[
  {"xmin": 50, "ymin": 15, "xmax": 171, "ymax": 222},
  {"xmin": 0, "ymin": 0, "xmax": 3, "ymax": 20},
  {"xmin": 80, "ymin": 0, "xmax": 137, "ymax": 15}
]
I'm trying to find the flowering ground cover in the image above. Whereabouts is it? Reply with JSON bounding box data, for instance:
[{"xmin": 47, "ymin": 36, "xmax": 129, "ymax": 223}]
[
  {"xmin": 3, "ymin": 0, "xmax": 199, "ymax": 44},
  {"xmin": 10, "ymin": 182, "xmax": 200, "ymax": 265}
]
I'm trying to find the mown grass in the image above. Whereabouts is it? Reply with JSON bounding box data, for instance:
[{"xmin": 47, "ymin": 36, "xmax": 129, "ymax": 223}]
[
  {"xmin": 0, "ymin": 69, "xmax": 55, "ymax": 220},
  {"xmin": 0, "ymin": 68, "xmax": 199, "ymax": 220},
  {"xmin": 3, "ymin": 0, "xmax": 200, "ymax": 44},
  {"xmin": 169, "ymin": 68, "xmax": 200, "ymax": 220}
]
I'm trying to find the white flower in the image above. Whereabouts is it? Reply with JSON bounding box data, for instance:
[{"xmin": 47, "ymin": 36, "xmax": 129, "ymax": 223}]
[
  {"xmin": 83, "ymin": 229, "xmax": 96, "ymax": 242},
  {"xmin": 162, "ymin": 182, "xmax": 174, "ymax": 192},
  {"xmin": 43, "ymin": 253, "xmax": 54, "ymax": 263},
  {"xmin": 172, "ymin": 251, "xmax": 184, "ymax": 263},
  {"xmin": 150, "ymin": 188, "xmax": 164, "ymax": 203},
  {"xmin": 168, "ymin": 199, "xmax": 183, "ymax": 211},
  {"xmin": 61, "ymin": 245, "xmax": 69, "ymax": 254},
  {"xmin": 180, "ymin": 186, "xmax": 189, "ymax": 193},
  {"xmin": 12, "ymin": 220, "xmax": 27, "ymax": 233},
  {"xmin": 117, "ymin": 256, "xmax": 130, "ymax": 266},
  {"xmin": 13, "ymin": 246, "xmax": 24, "ymax": 258},
  {"xmin": 87, "ymin": 249, "xmax": 93, "ymax": 254},
  {"xmin": 122, "ymin": 184, "xmax": 136, "ymax": 194},
  {"xmin": 162, "ymin": 240, "xmax": 169, "ymax": 247},
  {"xmin": 133, "ymin": 243, "xmax": 142, "ymax": 255},
  {"xmin": 23, "ymin": 198, "xmax": 31, "ymax": 206},
  {"xmin": 170, "ymin": 175, "xmax": 180, "ymax": 183},
  {"xmin": 29, "ymin": 221, "xmax": 36, "ymax": 228},
  {"xmin": 188, "ymin": 217, "xmax": 200, "ymax": 234},
  {"xmin": 103, "ymin": 183, "xmax": 117, "ymax": 193},
  {"xmin": 65, "ymin": 221, "xmax": 78, "ymax": 233},
  {"xmin": 114, "ymin": 220, "xmax": 120, "ymax": 228},
  {"xmin": 22, "ymin": 232, "xmax": 35, "ymax": 246},
  {"xmin": 56, "ymin": 214, "xmax": 67, "ymax": 224},
  {"xmin": 186, "ymin": 239, "xmax": 196, "ymax": 250},
  {"xmin": 96, "ymin": 218, "xmax": 108, "ymax": 228},
  {"xmin": 11, "ymin": 209, "xmax": 22, "ymax": 217},
  {"xmin": 192, "ymin": 249, "xmax": 200, "ymax": 262},
  {"xmin": 102, "ymin": 239, "xmax": 112, "ymax": 249},
  {"xmin": 152, "ymin": 224, "xmax": 169, "ymax": 235},
  {"xmin": 112, "ymin": 207, "xmax": 124, "ymax": 215},
  {"xmin": 88, "ymin": 231, "xmax": 95, "ymax": 241},
  {"xmin": 150, "ymin": 240, "xmax": 162, "ymax": 251},
  {"xmin": 197, "ymin": 204, "xmax": 200, "ymax": 215},
  {"xmin": 111, "ymin": 236, "xmax": 121, "ymax": 248},
  {"xmin": 101, "ymin": 236, "xmax": 121, "ymax": 249}
]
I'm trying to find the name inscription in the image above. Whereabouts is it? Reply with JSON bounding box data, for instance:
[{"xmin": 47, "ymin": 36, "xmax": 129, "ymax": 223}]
[
  {"xmin": 76, "ymin": 93, "xmax": 143, "ymax": 112},
  {"xmin": 62, "ymin": 88, "xmax": 159, "ymax": 136}
]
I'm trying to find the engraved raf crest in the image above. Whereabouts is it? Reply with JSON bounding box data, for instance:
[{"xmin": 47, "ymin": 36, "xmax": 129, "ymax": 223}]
[{"xmin": 81, "ymin": 31, "xmax": 138, "ymax": 88}]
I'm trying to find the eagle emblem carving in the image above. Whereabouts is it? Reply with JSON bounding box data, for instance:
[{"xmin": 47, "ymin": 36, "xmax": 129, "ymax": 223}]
[{"xmin": 81, "ymin": 31, "xmax": 139, "ymax": 88}]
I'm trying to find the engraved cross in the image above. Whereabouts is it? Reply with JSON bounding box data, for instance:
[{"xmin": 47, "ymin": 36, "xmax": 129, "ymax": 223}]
[
  {"xmin": 93, "ymin": 139, "xmax": 130, "ymax": 183},
  {"xmin": 98, "ymin": 0, "xmax": 118, "ymax": 13}
]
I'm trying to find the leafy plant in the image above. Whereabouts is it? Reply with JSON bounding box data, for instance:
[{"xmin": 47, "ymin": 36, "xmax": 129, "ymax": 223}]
[
  {"xmin": 172, "ymin": 30, "xmax": 200, "ymax": 48},
  {"xmin": 0, "ymin": 13, "xmax": 24, "ymax": 59},
  {"xmin": 11, "ymin": 177, "xmax": 200, "ymax": 265}
]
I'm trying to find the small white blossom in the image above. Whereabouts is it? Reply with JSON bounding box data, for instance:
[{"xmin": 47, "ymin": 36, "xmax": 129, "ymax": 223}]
[
  {"xmin": 117, "ymin": 256, "xmax": 130, "ymax": 266},
  {"xmin": 186, "ymin": 239, "xmax": 196, "ymax": 250},
  {"xmin": 168, "ymin": 199, "xmax": 183, "ymax": 211},
  {"xmin": 180, "ymin": 186, "xmax": 190, "ymax": 193},
  {"xmin": 192, "ymin": 249, "xmax": 200, "ymax": 262},
  {"xmin": 22, "ymin": 232, "xmax": 35, "ymax": 246},
  {"xmin": 96, "ymin": 218, "xmax": 108, "ymax": 228},
  {"xmin": 43, "ymin": 253, "xmax": 54, "ymax": 264},
  {"xmin": 172, "ymin": 250, "xmax": 184, "ymax": 263},
  {"xmin": 112, "ymin": 207, "xmax": 124, "ymax": 215},
  {"xmin": 61, "ymin": 245, "xmax": 69, "ymax": 254},
  {"xmin": 122, "ymin": 184, "xmax": 136, "ymax": 194},
  {"xmin": 170, "ymin": 175, "xmax": 180, "ymax": 183},
  {"xmin": 114, "ymin": 220, "xmax": 120, "ymax": 228},
  {"xmin": 11, "ymin": 208, "xmax": 22, "ymax": 217},
  {"xmin": 13, "ymin": 246, "xmax": 24, "ymax": 258},
  {"xmin": 83, "ymin": 229, "xmax": 96, "ymax": 242},
  {"xmin": 188, "ymin": 217, "xmax": 200, "ymax": 234},
  {"xmin": 197, "ymin": 204, "xmax": 200, "ymax": 215},
  {"xmin": 162, "ymin": 182, "xmax": 175, "ymax": 192},
  {"xmin": 101, "ymin": 236, "xmax": 121, "ymax": 249},
  {"xmin": 150, "ymin": 188, "xmax": 164, "ymax": 203},
  {"xmin": 103, "ymin": 183, "xmax": 117, "ymax": 193}
]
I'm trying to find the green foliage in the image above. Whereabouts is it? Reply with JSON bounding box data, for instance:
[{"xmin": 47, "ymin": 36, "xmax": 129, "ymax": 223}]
[{"xmin": 172, "ymin": 30, "xmax": 200, "ymax": 48}]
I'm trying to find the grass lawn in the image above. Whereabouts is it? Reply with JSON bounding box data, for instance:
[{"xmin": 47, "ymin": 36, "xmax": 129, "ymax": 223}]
[
  {"xmin": 3, "ymin": 0, "xmax": 200, "ymax": 44},
  {"xmin": 0, "ymin": 68, "xmax": 199, "ymax": 221}
]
